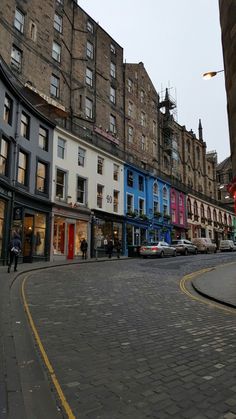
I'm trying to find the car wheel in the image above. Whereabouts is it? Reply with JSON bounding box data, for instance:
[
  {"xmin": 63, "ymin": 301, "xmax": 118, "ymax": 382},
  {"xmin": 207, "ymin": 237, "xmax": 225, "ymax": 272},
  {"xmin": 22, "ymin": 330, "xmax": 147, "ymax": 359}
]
[
  {"xmin": 160, "ymin": 251, "xmax": 164, "ymax": 258},
  {"xmin": 142, "ymin": 256, "xmax": 147, "ymax": 259},
  {"xmin": 205, "ymin": 247, "xmax": 209, "ymax": 254},
  {"xmin": 184, "ymin": 248, "xmax": 188, "ymax": 256}
]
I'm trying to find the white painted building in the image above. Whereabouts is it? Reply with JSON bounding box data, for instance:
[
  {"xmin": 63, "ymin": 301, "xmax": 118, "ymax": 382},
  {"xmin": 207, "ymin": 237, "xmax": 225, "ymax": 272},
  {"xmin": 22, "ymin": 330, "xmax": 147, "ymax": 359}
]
[{"xmin": 51, "ymin": 127, "xmax": 124, "ymax": 260}]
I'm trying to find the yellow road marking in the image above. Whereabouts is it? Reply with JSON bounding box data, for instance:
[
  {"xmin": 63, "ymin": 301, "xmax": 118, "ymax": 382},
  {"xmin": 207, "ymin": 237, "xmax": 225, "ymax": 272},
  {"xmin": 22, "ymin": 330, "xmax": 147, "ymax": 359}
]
[
  {"xmin": 21, "ymin": 275, "xmax": 76, "ymax": 419},
  {"xmin": 180, "ymin": 267, "xmax": 236, "ymax": 315}
]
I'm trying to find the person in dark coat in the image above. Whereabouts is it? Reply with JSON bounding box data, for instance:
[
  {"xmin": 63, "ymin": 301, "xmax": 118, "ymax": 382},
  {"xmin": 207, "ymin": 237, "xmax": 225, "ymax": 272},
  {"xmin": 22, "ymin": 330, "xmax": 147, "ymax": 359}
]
[
  {"xmin": 80, "ymin": 238, "xmax": 88, "ymax": 259},
  {"xmin": 115, "ymin": 240, "xmax": 122, "ymax": 258},
  {"xmin": 107, "ymin": 239, "xmax": 113, "ymax": 259},
  {"xmin": 8, "ymin": 231, "xmax": 21, "ymax": 273}
]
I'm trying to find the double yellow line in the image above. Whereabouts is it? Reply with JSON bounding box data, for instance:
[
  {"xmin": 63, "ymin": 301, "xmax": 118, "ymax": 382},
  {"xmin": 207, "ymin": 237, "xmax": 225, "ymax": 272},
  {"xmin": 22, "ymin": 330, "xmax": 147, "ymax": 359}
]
[
  {"xmin": 180, "ymin": 267, "xmax": 236, "ymax": 315},
  {"xmin": 21, "ymin": 275, "xmax": 76, "ymax": 419}
]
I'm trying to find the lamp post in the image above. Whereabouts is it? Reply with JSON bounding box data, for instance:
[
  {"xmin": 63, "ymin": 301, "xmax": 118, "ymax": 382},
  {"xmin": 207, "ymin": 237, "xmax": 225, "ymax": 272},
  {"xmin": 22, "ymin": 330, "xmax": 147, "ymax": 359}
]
[{"xmin": 202, "ymin": 69, "xmax": 224, "ymax": 79}]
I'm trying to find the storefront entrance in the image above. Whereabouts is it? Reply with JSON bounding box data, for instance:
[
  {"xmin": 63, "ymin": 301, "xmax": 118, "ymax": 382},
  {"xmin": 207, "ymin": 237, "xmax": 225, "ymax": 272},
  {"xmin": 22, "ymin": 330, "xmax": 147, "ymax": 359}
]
[{"xmin": 68, "ymin": 224, "xmax": 75, "ymax": 259}]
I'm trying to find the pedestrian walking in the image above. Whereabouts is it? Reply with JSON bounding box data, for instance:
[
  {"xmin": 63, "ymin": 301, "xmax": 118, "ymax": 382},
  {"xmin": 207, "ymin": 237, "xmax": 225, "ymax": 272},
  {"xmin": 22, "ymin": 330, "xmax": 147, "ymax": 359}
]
[
  {"xmin": 107, "ymin": 239, "xmax": 113, "ymax": 259},
  {"xmin": 8, "ymin": 231, "xmax": 22, "ymax": 273},
  {"xmin": 80, "ymin": 238, "xmax": 88, "ymax": 259},
  {"xmin": 115, "ymin": 240, "xmax": 122, "ymax": 258}
]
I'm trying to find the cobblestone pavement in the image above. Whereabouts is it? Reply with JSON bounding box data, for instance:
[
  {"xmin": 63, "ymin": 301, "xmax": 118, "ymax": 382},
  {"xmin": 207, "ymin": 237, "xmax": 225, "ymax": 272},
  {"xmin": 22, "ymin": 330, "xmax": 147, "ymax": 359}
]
[{"xmin": 22, "ymin": 254, "xmax": 236, "ymax": 419}]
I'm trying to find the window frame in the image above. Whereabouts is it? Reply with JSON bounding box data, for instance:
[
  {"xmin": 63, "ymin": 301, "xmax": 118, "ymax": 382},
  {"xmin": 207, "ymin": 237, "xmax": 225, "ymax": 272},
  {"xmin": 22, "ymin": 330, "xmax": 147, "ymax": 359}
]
[
  {"xmin": 97, "ymin": 156, "xmax": 104, "ymax": 175},
  {"xmin": 97, "ymin": 184, "xmax": 104, "ymax": 208},
  {"xmin": 77, "ymin": 176, "xmax": 87, "ymax": 205},
  {"xmin": 54, "ymin": 13, "xmax": 63, "ymax": 33},
  {"xmin": 86, "ymin": 41, "xmax": 94, "ymax": 59},
  {"xmin": 0, "ymin": 137, "xmax": 10, "ymax": 177},
  {"xmin": 55, "ymin": 168, "xmax": 67, "ymax": 200},
  {"xmin": 17, "ymin": 149, "xmax": 29, "ymax": 186},
  {"xmin": 14, "ymin": 8, "xmax": 25, "ymax": 33},
  {"xmin": 78, "ymin": 147, "xmax": 86, "ymax": 167},
  {"xmin": 57, "ymin": 137, "xmax": 66, "ymax": 159},
  {"xmin": 85, "ymin": 97, "xmax": 93, "ymax": 119},
  {"xmin": 39, "ymin": 126, "xmax": 49, "ymax": 151},
  {"xmin": 109, "ymin": 114, "xmax": 116, "ymax": 134},
  {"xmin": 50, "ymin": 74, "xmax": 60, "ymax": 98},
  {"xmin": 36, "ymin": 160, "xmax": 48, "ymax": 194},
  {"xmin": 11, "ymin": 45, "xmax": 22, "ymax": 71},
  {"xmin": 110, "ymin": 62, "xmax": 116, "ymax": 78},
  {"xmin": 20, "ymin": 111, "xmax": 30, "ymax": 140},
  {"xmin": 113, "ymin": 190, "xmax": 119, "ymax": 212},
  {"xmin": 52, "ymin": 41, "xmax": 61, "ymax": 62},
  {"xmin": 3, "ymin": 94, "xmax": 13, "ymax": 125},
  {"xmin": 85, "ymin": 67, "xmax": 93, "ymax": 87},
  {"xmin": 110, "ymin": 86, "xmax": 116, "ymax": 104}
]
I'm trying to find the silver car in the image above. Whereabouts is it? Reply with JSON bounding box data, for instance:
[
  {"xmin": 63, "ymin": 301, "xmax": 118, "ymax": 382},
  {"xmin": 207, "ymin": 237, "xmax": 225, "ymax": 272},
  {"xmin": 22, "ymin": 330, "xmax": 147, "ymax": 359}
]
[
  {"xmin": 172, "ymin": 239, "xmax": 198, "ymax": 255},
  {"xmin": 140, "ymin": 241, "xmax": 177, "ymax": 258}
]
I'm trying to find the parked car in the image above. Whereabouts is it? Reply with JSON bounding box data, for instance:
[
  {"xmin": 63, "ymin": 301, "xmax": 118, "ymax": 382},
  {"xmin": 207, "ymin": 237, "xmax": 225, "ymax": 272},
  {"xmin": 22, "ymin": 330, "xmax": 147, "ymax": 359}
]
[
  {"xmin": 191, "ymin": 237, "xmax": 217, "ymax": 254},
  {"xmin": 140, "ymin": 241, "xmax": 177, "ymax": 258},
  {"xmin": 219, "ymin": 240, "xmax": 236, "ymax": 252},
  {"xmin": 171, "ymin": 239, "xmax": 198, "ymax": 255}
]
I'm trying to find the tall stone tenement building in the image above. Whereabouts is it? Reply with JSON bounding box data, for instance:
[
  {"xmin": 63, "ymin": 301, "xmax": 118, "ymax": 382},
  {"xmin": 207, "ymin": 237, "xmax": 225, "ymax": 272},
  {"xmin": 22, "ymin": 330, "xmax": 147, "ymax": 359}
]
[
  {"xmin": 0, "ymin": 0, "xmax": 219, "ymax": 201},
  {"xmin": 219, "ymin": 0, "xmax": 236, "ymax": 204}
]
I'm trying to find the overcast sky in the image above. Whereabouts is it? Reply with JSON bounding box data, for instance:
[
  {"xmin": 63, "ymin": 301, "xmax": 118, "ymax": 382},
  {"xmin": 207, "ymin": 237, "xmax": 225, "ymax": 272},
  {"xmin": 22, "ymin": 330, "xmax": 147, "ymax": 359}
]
[{"xmin": 78, "ymin": 0, "xmax": 229, "ymax": 163}]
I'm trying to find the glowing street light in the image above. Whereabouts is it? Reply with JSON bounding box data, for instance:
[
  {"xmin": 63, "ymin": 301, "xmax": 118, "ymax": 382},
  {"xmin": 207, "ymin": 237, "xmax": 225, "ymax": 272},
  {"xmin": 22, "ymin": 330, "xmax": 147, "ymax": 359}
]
[{"xmin": 202, "ymin": 69, "xmax": 224, "ymax": 80}]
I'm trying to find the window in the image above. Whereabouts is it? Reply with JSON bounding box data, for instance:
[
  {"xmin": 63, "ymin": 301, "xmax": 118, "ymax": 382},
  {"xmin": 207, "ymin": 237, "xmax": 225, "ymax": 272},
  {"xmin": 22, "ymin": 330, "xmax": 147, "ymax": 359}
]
[
  {"xmin": 171, "ymin": 191, "xmax": 176, "ymax": 204},
  {"xmin": 207, "ymin": 206, "xmax": 211, "ymax": 220},
  {"xmin": 179, "ymin": 211, "xmax": 184, "ymax": 224},
  {"xmin": 77, "ymin": 177, "xmax": 86, "ymax": 204},
  {"xmin": 56, "ymin": 0, "xmax": 64, "ymax": 4},
  {"xmin": 97, "ymin": 156, "xmax": 104, "ymax": 175},
  {"xmin": 29, "ymin": 21, "xmax": 37, "ymax": 41},
  {"xmin": 139, "ymin": 198, "xmax": 145, "ymax": 215},
  {"xmin": 0, "ymin": 138, "xmax": 9, "ymax": 176},
  {"xmin": 52, "ymin": 41, "xmax": 61, "ymax": 62},
  {"xmin": 20, "ymin": 112, "xmax": 30, "ymax": 139},
  {"xmin": 113, "ymin": 190, "xmax": 119, "ymax": 212},
  {"xmin": 153, "ymin": 200, "xmax": 159, "ymax": 214},
  {"xmin": 138, "ymin": 175, "xmax": 144, "ymax": 192},
  {"xmin": 86, "ymin": 68, "xmax": 93, "ymax": 86},
  {"xmin": 140, "ymin": 90, "xmax": 145, "ymax": 103},
  {"xmin": 163, "ymin": 187, "xmax": 167, "ymax": 199},
  {"xmin": 78, "ymin": 147, "xmax": 86, "ymax": 167},
  {"xmin": 87, "ymin": 21, "xmax": 94, "ymax": 33},
  {"xmin": 3, "ymin": 94, "xmax": 13, "ymax": 125},
  {"xmin": 86, "ymin": 41, "xmax": 94, "ymax": 59},
  {"xmin": 36, "ymin": 161, "xmax": 47, "ymax": 193},
  {"xmin": 187, "ymin": 198, "xmax": 192, "ymax": 216},
  {"xmin": 128, "ymin": 101, "xmax": 133, "ymax": 117},
  {"xmin": 172, "ymin": 208, "xmax": 176, "ymax": 223},
  {"xmin": 54, "ymin": 13, "xmax": 62, "ymax": 33},
  {"xmin": 141, "ymin": 135, "xmax": 146, "ymax": 151},
  {"xmin": 110, "ymin": 62, "xmax": 116, "ymax": 78},
  {"xmin": 128, "ymin": 126, "xmax": 133, "ymax": 143},
  {"xmin": 163, "ymin": 204, "xmax": 168, "ymax": 216},
  {"xmin": 127, "ymin": 78, "xmax": 133, "ymax": 92},
  {"xmin": 179, "ymin": 194, "xmax": 183, "ymax": 206},
  {"xmin": 127, "ymin": 194, "xmax": 133, "ymax": 212},
  {"xmin": 97, "ymin": 184, "xmax": 103, "ymax": 208},
  {"xmin": 14, "ymin": 8, "xmax": 24, "ymax": 33},
  {"xmin": 141, "ymin": 111, "xmax": 145, "ymax": 127},
  {"xmin": 57, "ymin": 138, "xmax": 66, "ymax": 159},
  {"xmin": 11, "ymin": 45, "xmax": 22, "ymax": 70},
  {"xmin": 17, "ymin": 150, "xmax": 28, "ymax": 185},
  {"xmin": 196, "ymin": 146, "xmax": 200, "ymax": 161},
  {"xmin": 110, "ymin": 86, "xmax": 116, "ymax": 104},
  {"xmin": 153, "ymin": 182, "xmax": 158, "ymax": 195},
  {"xmin": 113, "ymin": 164, "xmax": 119, "ymax": 181},
  {"xmin": 110, "ymin": 43, "xmax": 116, "ymax": 54},
  {"xmin": 56, "ymin": 169, "xmax": 66, "ymax": 199},
  {"xmin": 85, "ymin": 97, "xmax": 93, "ymax": 118},
  {"xmin": 109, "ymin": 114, "xmax": 116, "ymax": 134},
  {"xmin": 127, "ymin": 170, "xmax": 133, "ymax": 187},
  {"xmin": 39, "ymin": 126, "xmax": 48, "ymax": 151},
  {"xmin": 50, "ymin": 74, "xmax": 60, "ymax": 97}
]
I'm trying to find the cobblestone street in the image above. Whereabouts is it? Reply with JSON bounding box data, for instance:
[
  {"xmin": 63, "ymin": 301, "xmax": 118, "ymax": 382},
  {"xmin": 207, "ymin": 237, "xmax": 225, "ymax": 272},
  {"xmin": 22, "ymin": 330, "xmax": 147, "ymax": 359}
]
[{"xmin": 17, "ymin": 253, "xmax": 236, "ymax": 419}]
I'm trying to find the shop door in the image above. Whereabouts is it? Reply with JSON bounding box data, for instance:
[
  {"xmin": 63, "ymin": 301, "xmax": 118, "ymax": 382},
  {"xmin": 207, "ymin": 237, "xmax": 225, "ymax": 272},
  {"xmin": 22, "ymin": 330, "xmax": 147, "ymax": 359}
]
[
  {"xmin": 23, "ymin": 214, "xmax": 34, "ymax": 262},
  {"xmin": 67, "ymin": 224, "xmax": 75, "ymax": 259}
]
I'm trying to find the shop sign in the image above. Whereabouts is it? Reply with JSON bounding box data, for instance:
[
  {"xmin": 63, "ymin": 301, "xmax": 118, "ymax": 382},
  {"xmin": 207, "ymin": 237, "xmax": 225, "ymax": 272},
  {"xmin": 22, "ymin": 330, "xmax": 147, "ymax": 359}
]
[{"xmin": 13, "ymin": 207, "xmax": 23, "ymax": 220}]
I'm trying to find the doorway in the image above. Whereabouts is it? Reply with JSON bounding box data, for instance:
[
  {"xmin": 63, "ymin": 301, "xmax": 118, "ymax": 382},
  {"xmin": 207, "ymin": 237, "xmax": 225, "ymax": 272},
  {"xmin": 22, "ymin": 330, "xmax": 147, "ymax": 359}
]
[
  {"xmin": 23, "ymin": 214, "xmax": 34, "ymax": 262},
  {"xmin": 67, "ymin": 224, "xmax": 75, "ymax": 259}
]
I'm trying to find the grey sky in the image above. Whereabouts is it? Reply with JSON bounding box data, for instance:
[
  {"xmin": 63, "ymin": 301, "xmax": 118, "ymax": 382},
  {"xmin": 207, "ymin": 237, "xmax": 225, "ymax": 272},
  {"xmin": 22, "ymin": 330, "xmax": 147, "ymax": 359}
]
[{"xmin": 78, "ymin": 0, "xmax": 229, "ymax": 163}]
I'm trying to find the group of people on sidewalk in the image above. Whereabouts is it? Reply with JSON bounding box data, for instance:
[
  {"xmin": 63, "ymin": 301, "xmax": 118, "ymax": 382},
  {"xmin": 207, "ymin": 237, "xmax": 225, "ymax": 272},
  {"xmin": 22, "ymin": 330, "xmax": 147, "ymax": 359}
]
[{"xmin": 105, "ymin": 239, "xmax": 122, "ymax": 259}]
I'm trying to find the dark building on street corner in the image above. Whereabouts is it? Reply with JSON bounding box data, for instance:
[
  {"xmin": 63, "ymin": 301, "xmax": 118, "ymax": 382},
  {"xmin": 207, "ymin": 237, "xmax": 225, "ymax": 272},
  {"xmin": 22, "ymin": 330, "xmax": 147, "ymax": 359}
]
[{"xmin": 0, "ymin": 57, "xmax": 55, "ymax": 264}]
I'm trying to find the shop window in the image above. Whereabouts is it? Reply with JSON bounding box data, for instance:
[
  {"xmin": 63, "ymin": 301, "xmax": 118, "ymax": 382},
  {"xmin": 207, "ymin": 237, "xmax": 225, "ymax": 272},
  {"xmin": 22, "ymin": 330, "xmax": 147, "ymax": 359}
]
[
  {"xmin": 53, "ymin": 216, "xmax": 65, "ymax": 255},
  {"xmin": 77, "ymin": 177, "xmax": 86, "ymax": 204},
  {"xmin": 17, "ymin": 150, "xmax": 28, "ymax": 185},
  {"xmin": 39, "ymin": 126, "xmax": 48, "ymax": 151},
  {"xmin": 97, "ymin": 156, "xmax": 104, "ymax": 175},
  {"xmin": 138, "ymin": 175, "xmax": 144, "ymax": 192},
  {"xmin": 56, "ymin": 168, "xmax": 66, "ymax": 199},
  {"xmin": 113, "ymin": 190, "xmax": 119, "ymax": 212},
  {"xmin": 0, "ymin": 138, "xmax": 9, "ymax": 176},
  {"xmin": 127, "ymin": 170, "xmax": 133, "ymax": 187},
  {"xmin": 3, "ymin": 94, "xmax": 13, "ymax": 125},
  {"xmin": 97, "ymin": 184, "xmax": 103, "ymax": 208},
  {"xmin": 75, "ymin": 220, "xmax": 88, "ymax": 256},
  {"xmin": 113, "ymin": 164, "xmax": 119, "ymax": 181},
  {"xmin": 36, "ymin": 161, "xmax": 47, "ymax": 193},
  {"xmin": 78, "ymin": 147, "xmax": 86, "ymax": 166},
  {"xmin": 20, "ymin": 112, "xmax": 30, "ymax": 139},
  {"xmin": 34, "ymin": 213, "xmax": 46, "ymax": 256}
]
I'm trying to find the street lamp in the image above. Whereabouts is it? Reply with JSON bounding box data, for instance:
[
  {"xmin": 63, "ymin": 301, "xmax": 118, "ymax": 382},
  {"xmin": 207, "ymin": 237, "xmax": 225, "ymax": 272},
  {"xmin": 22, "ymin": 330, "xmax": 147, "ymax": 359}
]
[{"xmin": 202, "ymin": 69, "xmax": 224, "ymax": 80}]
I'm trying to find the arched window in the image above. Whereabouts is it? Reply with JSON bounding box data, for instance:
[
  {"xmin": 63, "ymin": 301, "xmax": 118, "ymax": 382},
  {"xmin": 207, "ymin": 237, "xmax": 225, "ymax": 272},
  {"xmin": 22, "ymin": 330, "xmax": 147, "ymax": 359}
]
[
  {"xmin": 187, "ymin": 198, "xmax": 192, "ymax": 216},
  {"xmin": 153, "ymin": 182, "xmax": 158, "ymax": 195},
  {"xmin": 213, "ymin": 209, "xmax": 217, "ymax": 222},
  {"xmin": 163, "ymin": 186, "xmax": 167, "ymax": 199},
  {"xmin": 207, "ymin": 206, "xmax": 211, "ymax": 220},
  {"xmin": 179, "ymin": 194, "xmax": 183, "ymax": 206},
  {"xmin": 194, "ymin": 201, "xmax": 198, "ymax": 217},
  {"xmin": 196, "ymin": 146, "xmax": 200, "ymax": 161},
  {"xmin": 171, "ymin": 191, "xmax": 176, "ymax": 204},
  {"xmin": 200, "ymin": 204, "xmax": 205, "ymax": 218}
]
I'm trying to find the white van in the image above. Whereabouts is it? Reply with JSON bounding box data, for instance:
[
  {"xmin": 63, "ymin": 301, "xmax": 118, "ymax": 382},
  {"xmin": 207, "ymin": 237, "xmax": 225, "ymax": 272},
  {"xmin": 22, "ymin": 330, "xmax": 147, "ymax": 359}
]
[{"xmin": 219, "ymin": 240, "xmax": 236, "ymax": 252}]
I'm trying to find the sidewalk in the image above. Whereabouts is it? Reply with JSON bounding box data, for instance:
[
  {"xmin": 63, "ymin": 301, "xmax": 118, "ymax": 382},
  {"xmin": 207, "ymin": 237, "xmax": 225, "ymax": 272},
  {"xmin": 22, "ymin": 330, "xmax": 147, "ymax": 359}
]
[{"xmin": 192, "ymin": 261, "xmax": 236, "ymax": 309}]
